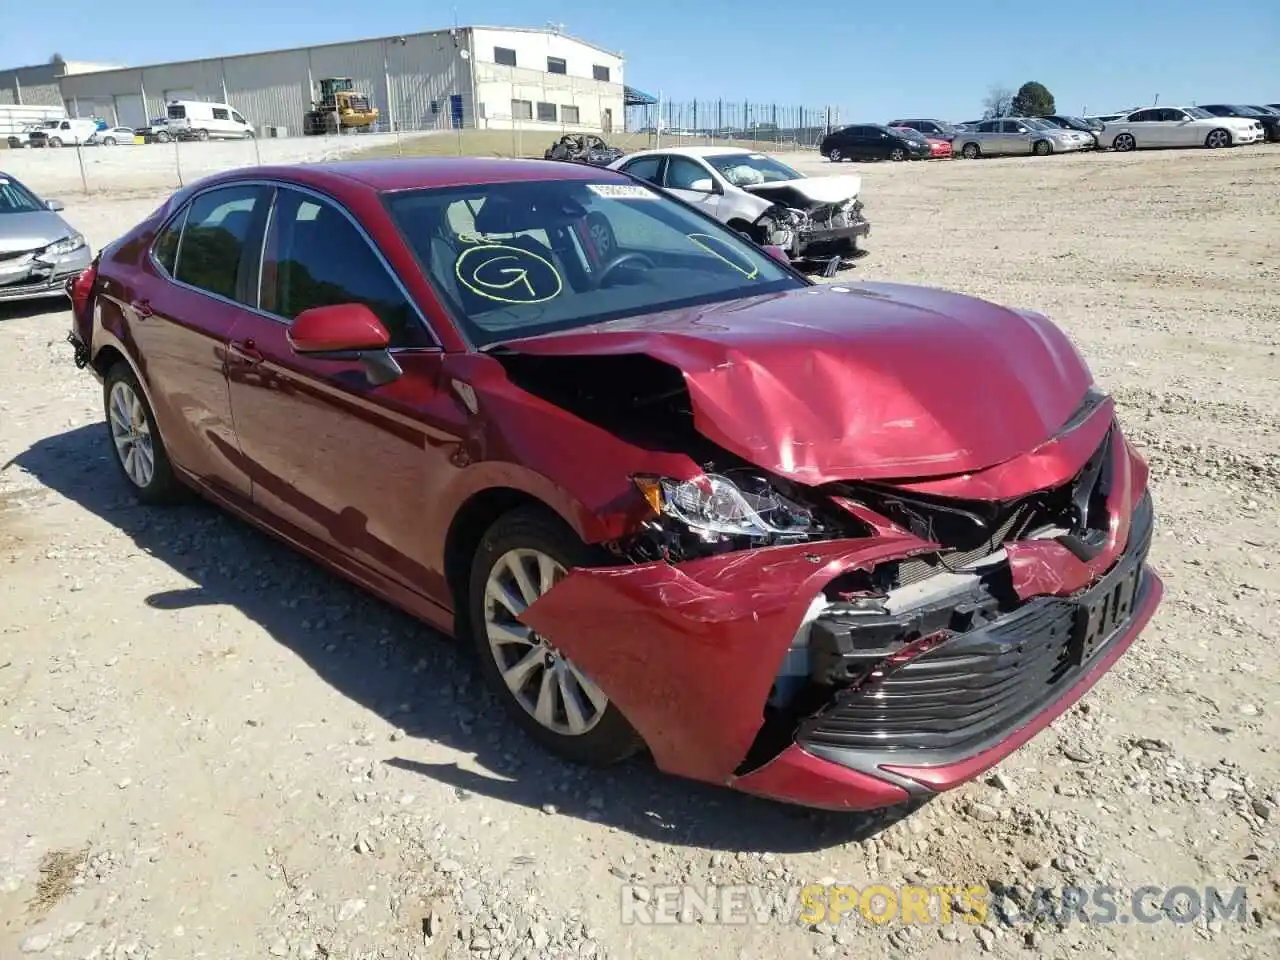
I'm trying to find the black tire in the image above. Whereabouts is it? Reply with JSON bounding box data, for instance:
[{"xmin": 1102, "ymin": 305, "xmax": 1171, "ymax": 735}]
[
  {"xmin": 103, "ymin": 362, "xmax": 187, "ymax": 506},
  {"xmin": 195, "ymin": 128, "xmax": 210, "ymax": 141},
  {"xmin": 828, "ymin": 147, "xmax": 843, "ymax": 162},
  {"xmin": 468, "ymin": 506, "xmax": 643, "ymax": 766},
  {"xmin": 961, "ymin": 142, "xmax": 980, "ymax": 159},
  {"xmin": 1204, "ymin": 128, "xmax": 1231, "ymax": 149},
  {"xmin": 1033, "ymin": 139, "xmax": 1052, "ymax": 156},
  {"xmin": 49, "ymin": 137, "xmax": 63, "ymax": 148},
  {"xmin": 1113, "ymin": 133, "xmax": 1136, "ymax": 152},
  {"xmin": 889, "ymin": 147, "xmax": 905, "ymax": 161},
  {"xmin": 156, "ymin": 131, "xmax": 170, "ymax": 143},
  {"xmin": 103, "ymin": 137, "xmax": 117, "ymax": 146}
]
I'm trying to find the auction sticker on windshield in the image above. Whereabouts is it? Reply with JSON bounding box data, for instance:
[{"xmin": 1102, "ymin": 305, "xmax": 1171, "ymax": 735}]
[{"xmin": 587, "ymin": 184, "xmax": 656, "ymax": 199}]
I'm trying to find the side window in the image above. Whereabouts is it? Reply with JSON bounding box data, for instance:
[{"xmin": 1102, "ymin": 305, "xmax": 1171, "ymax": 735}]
[
  {"xmin": 212, "ymin": 108, "xmax": 230, "ymax": 120},
  {"xmin": 173, "ymin": 185, "xmax": 269, "ymax": 302},
  {"xmin": 664, "ymin": 156, "xmax": 712, "ymax": 190},
  {"xmin": 1129, "ymin": 110, "xmax": 1155, "ymax": 123},
  {"xmin": 261, "ymin": 189, "xmax": 427, "ymax": 347},
  {"xmin": 232, "ymin": 111, "xmax": 246, "ymax": 124},
  {"xmin": 978, "ymin": 120, "xmax": 998, "ymax": 133},
  {"xmin": 1164, "ymin": 109, "xmax": 1188, "ymax": 122},
  {"xmin": 620, "ymin": 156, "xmax": 663, "ymax": 184},
  {"xmin": 152, "ymin": 208, "xmax": 188, "ymax": 276},
  {"xmin": 61, "ymin": 121, "xmax": 71, "ymax": 130}
]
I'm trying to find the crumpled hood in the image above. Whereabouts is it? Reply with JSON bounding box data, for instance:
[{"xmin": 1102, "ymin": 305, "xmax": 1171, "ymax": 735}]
[
  {"xmin": 743, "ymin": 174, "xmax": 861, "ymax": 205},
  {"xmin": 0, "ymin": 210, "xmax": 72, "ymax": 254},
  {"xmin": 496, "ymin": 282, "xmax": 1094, "ymax": 484}
]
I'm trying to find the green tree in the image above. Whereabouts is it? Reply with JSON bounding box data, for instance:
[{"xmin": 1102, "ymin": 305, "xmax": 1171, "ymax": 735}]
[{"xmin": 1011, "ymin": 81, "xmax": 1056, "ymax": 117}]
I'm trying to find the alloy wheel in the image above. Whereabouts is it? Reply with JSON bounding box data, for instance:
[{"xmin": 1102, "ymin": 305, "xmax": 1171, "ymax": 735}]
[
  {"xmin": 1114, "ymin": 134, "xmax": 1135, "ymax": 152},
  {"xmin": 963, "ymin": 143, "xmax": 979, "ymax": 159},
  {"xmin": 828, "ymin": 148, "xmax": 842, "ymax": 162},
  {"xmin": 483, "ymin": 548, "xmax": 609, "ymax": 737},
  {"xmin": 1205, "ymin": 129, "xmax": 1230, "ymax": 149},
  {"xmin": 108, "ymin": 380, "xmax": 155, "ymax": 489},
  {"xmin": 588, "ymin": 220, "xmax": 613, "ymax": 259},
  {"xmin": 890, "ymin": 148, "xmax": 905, "ymax": 161}
]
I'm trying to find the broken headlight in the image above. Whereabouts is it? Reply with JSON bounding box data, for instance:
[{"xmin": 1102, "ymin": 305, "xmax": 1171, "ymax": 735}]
[
  {"xmin": 44, "ymin": 233, "xmax": 86, "ymax": 257},
  {"xmin": 634, "ymin": 471, "xmax": 817, "ymax": 541}
]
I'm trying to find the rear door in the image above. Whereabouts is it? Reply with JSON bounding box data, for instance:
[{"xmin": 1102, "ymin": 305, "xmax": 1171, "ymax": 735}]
[
  {"xmin": 223, "ymin": 184, "xmax": 460, "ymax": 596},
  {"xmin": 109, "ymin": 183, "xmax": 272, "ymax": 500}
]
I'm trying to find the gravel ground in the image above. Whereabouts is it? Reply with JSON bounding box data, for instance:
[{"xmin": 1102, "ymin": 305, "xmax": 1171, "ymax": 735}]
[{"xmin": 2, "ymin": 145, "xmax": 1278, "ymax": 960}]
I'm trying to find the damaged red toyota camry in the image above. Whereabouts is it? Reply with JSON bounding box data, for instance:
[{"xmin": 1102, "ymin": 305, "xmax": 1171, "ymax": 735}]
[{"xmin": 67, "ymin": 158, "xmax": 1162, "ymax": 812}]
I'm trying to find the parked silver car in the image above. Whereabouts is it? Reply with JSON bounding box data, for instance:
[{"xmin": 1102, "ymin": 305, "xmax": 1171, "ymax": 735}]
[
  {"xmin": 0, "ymin": 171, "xmax": 92, "ymax": 304},
  {"xmin": 953, "ymin": 117, "xmax": 1094, "ymax": 158}
]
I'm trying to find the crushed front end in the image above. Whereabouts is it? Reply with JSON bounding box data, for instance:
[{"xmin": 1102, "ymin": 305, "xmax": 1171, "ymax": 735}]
[
  {"xmin": 520, "ymin": 392, "xmax": 1162, "ymax": 811},
  {"xmin": 756, "ymin": 196, "xmax": 870, "ymax": 262}
]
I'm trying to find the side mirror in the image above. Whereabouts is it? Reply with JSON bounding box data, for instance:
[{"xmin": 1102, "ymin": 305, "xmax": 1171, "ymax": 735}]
[
  {"xmin": 762, "ymin": 245, "xmax": 790, "ymax": 265},
  {"xmin": 1016, "ymin": 126, "xmax": 1029, "ymax": 134},
  {"xmin": 46, "ymin": 199, "xmax": 66, "ymax": 211},
  {"xmin": 688, "ymin": 178, "xmax": 715, "ymax": 193},
  {"xmin": 287, "ymin": 303, "xmax": 402, "ymax": 385}
]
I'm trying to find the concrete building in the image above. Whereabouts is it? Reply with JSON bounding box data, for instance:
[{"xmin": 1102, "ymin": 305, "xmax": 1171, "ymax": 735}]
[
  {"xmin": 51, "ymin": 26, "xmax": 625, "ymax": 136},
  {"xmin": 1, "ymin": 59, "xmax": 125, "ymax": 108}
]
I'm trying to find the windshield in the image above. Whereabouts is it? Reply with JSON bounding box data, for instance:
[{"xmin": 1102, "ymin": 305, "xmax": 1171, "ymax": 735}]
[
  {"xmin": 1021, "ymin": 118, "xmax": 1052, "ymax": 129},
  {"xmin": 386, "ymin": 178, "xmax": 803, "ymax": 348},
  {"xmin": 702, "ymin": 152, "xmax": 803, "ymax": 186},
  {"xmin": 0, "ymin": 175, "xmax": 45, "ymax": 214},
  {"xmin": 1184, "ymin": 107, "xmax": 1211, "ymax": 119}
]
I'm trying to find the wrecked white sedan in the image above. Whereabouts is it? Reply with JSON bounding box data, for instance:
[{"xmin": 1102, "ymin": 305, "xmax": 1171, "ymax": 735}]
[{"xmin": 608, "ymin": 147, "xmax": 869, "ymax": 266}]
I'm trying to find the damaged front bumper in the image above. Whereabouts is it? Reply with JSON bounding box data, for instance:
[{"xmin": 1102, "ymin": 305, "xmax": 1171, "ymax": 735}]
[
  {"xmin": 758, "ymin": 199, "xmax": 870, "ymax": 261},
  {"xmin": 0, "ymin": 245, "xmax": 92, "ymax": 303},
  {"xmin": 521, "ymin": 434, "xmax": 1162, "ymax": 812}
]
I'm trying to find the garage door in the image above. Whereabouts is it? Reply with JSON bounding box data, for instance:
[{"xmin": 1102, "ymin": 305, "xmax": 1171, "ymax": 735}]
[{"xmin": 114, "ymin": 93, "xmax": 146, "ymax": 128}]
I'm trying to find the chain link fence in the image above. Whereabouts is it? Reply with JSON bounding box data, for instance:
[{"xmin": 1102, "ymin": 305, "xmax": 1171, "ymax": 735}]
[{"xmin": 623, "ymin": 100, "xmax": 839, "ymax": 150}]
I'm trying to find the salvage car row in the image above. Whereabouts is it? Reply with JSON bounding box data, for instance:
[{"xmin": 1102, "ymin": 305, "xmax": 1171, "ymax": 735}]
[
  {"xmin": 7, "ymin": 152, "xmax": 1160, "ymax": 814},
  {"xmin": 828, "ymin": 105, "xmax": 1279, "ymax": 160}
]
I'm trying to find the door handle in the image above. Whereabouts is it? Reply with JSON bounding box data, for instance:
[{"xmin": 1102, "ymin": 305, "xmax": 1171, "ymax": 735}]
[
  {"xmin": 228, "ymin": 339, "xmax": 264, "ymax": 365},
  {"xmin": 131, "ymin": 299, "xmax": 153, "ymax": 318}
]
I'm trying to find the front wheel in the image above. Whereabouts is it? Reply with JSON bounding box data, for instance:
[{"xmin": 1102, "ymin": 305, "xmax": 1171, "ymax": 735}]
[
  {"xmin": 195, "ymin": 128, "xmax": 210, "ymax": 141},
  {"xmin": 827, "ymin": 147, "xmax": 843, "ymax": 162},
  {"xmin": 889, "ymin": 147, "xmax": 905, "ymax": 161},
  {"xmin": 1113, "ymin": 133, "xmax": 1136, "ymax": 152},
  {"xmin": 1204, "ymin": 128, "xmax": 1231, "ymax": 149},
  {"xmin": 961, "ymin": 142, "xmax": 980, "ymax": 159},
  {"xmin": 103, "ymin": 363, "xmax": 186, "ymax": 505},
  {"xmin": 468, "ymin": 507, "xmax": 643, "ymax": 766},
  {"xmin": 48, "ymin": 137, "xmax": 63, "ymax": 148},
  {"xmin": 1033, "ymin": 139, "xmax": 1052, "ymax": 156}
]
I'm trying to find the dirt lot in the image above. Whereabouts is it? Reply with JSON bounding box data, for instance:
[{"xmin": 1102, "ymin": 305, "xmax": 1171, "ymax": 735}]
[{"xmin": 2, "ymin": 146, "xmax": 1278, "ymax": 960}]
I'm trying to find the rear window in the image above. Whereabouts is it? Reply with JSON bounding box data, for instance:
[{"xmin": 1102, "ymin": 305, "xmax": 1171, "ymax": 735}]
[{"xmin": 167, "ymin": 105, "xmax": 187, "ymax": 120}]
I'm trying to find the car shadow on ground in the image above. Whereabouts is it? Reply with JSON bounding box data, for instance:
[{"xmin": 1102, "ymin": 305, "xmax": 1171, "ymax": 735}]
[
  {"xmin": 0, "ymin": 299, "xmax": 67, "ymax": 322},
  {"xmin": 10, "ymin": 423, "xmax": 926, "ymax": 854}
]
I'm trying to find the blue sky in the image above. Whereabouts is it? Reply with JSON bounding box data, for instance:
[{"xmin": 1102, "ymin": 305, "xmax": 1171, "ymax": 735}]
[{"xmin": 3, "ymin": 0, "xmax": 1277, "ymax": 120}]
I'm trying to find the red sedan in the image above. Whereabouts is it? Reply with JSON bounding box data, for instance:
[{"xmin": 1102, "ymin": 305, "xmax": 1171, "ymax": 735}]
[
  {"xmin": 66, "ymin": 158, "xmax": 1161, "ymax": 811},
  {"xmin": 926, "ymin": 136, "xmax": 953, "ymax": 159}
]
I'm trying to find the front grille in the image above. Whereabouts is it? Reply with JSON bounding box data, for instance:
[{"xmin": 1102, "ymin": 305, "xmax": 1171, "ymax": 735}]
[{"xmin": 797, "ymin": 492, "xmax": 1153, "ymax": 758}]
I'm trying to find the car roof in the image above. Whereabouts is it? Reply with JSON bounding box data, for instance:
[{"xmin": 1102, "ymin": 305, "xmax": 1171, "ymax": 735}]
[
  {"xmin": 625, "ymin": 146, "xmax": 755, "ymax": 159},
  {"xmin": 208, "ymin": 157, "xmax": 629, "ymax": 193}
]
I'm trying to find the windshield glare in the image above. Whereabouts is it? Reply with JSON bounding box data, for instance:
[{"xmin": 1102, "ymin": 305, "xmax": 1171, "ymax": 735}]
[
  {"xmin": 0, "ymin": 175, "xmax": 45, "ymax": 214},
  {"xmin": 386, "ymin": 179, "xmax": 802, "ymax": 347},
  {"xmin": 892, "ymin": 127, "xmax": 928, "ymax": 142},
  {"xmin": 703, "ymin": 152, "xmax": 802, "ymax": 185},
  {"xmin": 1184, "ymin": 107, "xmax": 1211, "ymax": 119}
]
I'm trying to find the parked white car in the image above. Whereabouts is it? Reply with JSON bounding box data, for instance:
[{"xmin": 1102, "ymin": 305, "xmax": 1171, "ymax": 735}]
[
  {"xmin": 87, "ymin": 126, "xmax": 137, "ymax": 146},
  {"xmin": 164, "ymin": 100, "xmax": 255, "ymax": 140},
  {"xmin": 607, "ymin": 146, "xmax": 870, "ymax": 263},
  {"xmin": 1098, "ymin": 107, "xmax": 1264, "ymax": 151}
]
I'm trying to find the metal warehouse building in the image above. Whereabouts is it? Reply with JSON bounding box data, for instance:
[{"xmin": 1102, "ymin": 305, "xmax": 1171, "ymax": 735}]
[{"xmin": 47, "ymin": 26, "xmax": 625, "ymax": 136}]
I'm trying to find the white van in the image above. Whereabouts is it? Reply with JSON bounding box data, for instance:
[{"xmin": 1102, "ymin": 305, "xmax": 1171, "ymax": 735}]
[
  {"xmin": 29, "ymin": 117, "xmax": 100, "ymax": 147},
  {"xmin": 164, "ymin": 100, "xmax": 254, "ymax": 141}
]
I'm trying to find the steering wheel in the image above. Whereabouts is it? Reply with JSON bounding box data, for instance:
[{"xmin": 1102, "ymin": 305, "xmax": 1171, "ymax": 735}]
[{"xmin": 594, "ymin": 251, "xmax": 655, "ymax": 288}]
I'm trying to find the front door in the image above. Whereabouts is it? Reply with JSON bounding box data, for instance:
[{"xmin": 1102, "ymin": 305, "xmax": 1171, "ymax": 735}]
[
  {"xmin": 661, "ymin": 155, "xmax": 722, "ymax": 219},
  {"xmin": 223, "ymin": 185, "xmax": 462, "ymax": 597},
  {"xmin": 116, "ymin": 182, "xmax": 273, "ymax": 500}
]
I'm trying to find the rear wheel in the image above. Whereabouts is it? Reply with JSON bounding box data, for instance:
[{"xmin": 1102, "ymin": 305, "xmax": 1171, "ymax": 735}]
[
  {"xmin": 195, "ymin": 128, "xmax": 210, "ymax": 141},
  {"xmin": 961, "ymin": 142, "xmax": 980, "ymax": 159},
  {"xmin": 468, "ymin": 506, "xmax": 642, "ymax": 766},
  {"xmin": 48, "ymin": 137, "xmax": 63, "ymax": 148},
  {"xmin": 1113, "ymin": 133, "xmax": 1136, "ymax": 152},
  {"xmin": 103, "ymin": 363, "xmax": 186, "ymax": 505},
  {"xmin": 1204, "ymin": 128, "xmax": 1231, "ymax": 149},
  {"xmin": 103, "ymin": 136, "xmax": 117, "ymax": 146}
]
